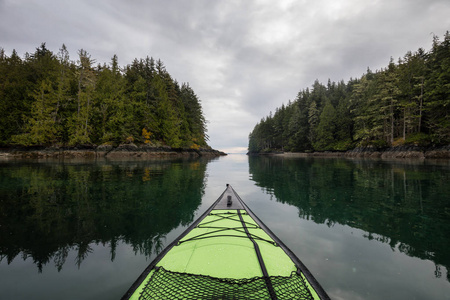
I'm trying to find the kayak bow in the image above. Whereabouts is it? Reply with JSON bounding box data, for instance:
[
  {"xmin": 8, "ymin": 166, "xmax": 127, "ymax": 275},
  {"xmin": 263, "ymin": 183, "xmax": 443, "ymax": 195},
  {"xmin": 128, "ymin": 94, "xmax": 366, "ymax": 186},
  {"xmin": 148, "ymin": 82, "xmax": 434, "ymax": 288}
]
[{"xmin": 121, "ymin": 184, "xmax": 330, "ymax": 300}]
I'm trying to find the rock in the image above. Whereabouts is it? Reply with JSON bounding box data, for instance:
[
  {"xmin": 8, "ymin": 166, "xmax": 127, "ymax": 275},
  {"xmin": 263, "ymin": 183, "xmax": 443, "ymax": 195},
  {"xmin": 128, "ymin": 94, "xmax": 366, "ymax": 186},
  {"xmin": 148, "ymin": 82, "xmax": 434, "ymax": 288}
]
[{"xmin": 97, "ymin": 144, "xmax": 114, "ymax": 152}]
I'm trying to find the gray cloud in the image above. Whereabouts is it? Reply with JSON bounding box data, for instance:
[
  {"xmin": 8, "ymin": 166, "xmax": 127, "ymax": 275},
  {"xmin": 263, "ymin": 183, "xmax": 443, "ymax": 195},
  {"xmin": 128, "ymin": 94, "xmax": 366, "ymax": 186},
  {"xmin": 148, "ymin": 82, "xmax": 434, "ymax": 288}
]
[{"xmin": 1, "ymin": 0, "xmax": 449, "ymax": 153}]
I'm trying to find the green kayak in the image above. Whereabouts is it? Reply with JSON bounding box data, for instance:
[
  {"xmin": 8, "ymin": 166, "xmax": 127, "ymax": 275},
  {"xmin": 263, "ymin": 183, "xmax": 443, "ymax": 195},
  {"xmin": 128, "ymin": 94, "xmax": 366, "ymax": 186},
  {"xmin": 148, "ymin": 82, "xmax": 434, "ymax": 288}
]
[{"xmin": 121, "ymin": 184, "xmax": 330, "ymax": 300}]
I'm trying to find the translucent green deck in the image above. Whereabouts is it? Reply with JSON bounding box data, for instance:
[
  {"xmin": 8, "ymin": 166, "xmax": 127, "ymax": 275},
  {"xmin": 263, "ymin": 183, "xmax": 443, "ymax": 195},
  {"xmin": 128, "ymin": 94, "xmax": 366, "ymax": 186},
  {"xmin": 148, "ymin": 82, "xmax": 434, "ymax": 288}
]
[
  {"xmin": 127, "ymin": 209, "xmax": 322, "ymax": 299},
  {"xmin": 158, "ymin": 210, "xmax": 296, "ymax": 279}
]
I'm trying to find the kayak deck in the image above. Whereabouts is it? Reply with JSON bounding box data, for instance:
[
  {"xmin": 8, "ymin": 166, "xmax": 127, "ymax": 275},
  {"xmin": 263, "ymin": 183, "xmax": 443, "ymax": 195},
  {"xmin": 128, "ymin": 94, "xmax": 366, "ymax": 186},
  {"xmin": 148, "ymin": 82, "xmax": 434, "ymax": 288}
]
[{"xmin": 122, "ymin": 185, "xmax": 329, "ymax": 300}]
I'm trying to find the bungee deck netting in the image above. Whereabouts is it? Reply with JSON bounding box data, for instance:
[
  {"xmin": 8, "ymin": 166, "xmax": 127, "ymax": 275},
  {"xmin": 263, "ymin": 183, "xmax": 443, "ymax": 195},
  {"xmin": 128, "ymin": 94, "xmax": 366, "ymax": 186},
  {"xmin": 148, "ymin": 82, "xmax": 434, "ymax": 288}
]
[
  {"xmin": 121, "ymin": 186, "xmax": 330, "ymax": 300},
  {"xmin": 138, "ymin": 267, "xmax": 314, "ymax": 300}
]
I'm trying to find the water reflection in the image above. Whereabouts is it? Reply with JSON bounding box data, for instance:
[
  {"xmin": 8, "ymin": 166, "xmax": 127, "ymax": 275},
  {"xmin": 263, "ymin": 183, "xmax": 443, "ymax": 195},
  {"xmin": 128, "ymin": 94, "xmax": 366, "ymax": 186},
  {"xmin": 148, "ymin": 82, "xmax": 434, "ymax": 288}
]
[
  {"xmin": 248, "ymin": 156, "xmax": 450, "ymax": 281},
  {"xmin": 0, "ymin": 158, "xmax": 211, "ymax": 272}
]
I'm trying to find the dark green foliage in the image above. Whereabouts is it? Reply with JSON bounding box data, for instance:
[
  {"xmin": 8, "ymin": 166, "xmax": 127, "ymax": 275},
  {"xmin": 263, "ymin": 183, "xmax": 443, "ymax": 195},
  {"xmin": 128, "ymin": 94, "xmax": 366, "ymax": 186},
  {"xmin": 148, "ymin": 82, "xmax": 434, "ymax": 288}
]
[
  {"xmin": 249, "ymin": 32, "xmax": 450, "ymax": 153},
  {"xmin": 0, "ymin": 45, "xmax": 208, "ymax": 148},
  {"xmin": 314, "ymin": 101, "xmax": 336, "ymax": 151}
]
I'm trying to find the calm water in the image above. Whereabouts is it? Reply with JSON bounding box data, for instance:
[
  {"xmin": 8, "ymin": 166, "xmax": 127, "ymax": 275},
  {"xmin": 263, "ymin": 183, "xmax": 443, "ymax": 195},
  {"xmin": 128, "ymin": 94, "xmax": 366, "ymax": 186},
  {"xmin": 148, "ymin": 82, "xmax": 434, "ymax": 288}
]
[{"xmin": 0, "ymin": 155, "xmax": 449, "ymax": 300}]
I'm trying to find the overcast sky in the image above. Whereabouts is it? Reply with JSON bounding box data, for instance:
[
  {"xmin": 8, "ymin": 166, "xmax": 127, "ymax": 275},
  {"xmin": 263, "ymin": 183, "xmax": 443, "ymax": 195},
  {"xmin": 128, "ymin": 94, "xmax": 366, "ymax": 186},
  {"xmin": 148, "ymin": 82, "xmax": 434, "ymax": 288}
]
[{"xmin": 1, "ymin": 0, "xmax": 449, "ymax": 153}]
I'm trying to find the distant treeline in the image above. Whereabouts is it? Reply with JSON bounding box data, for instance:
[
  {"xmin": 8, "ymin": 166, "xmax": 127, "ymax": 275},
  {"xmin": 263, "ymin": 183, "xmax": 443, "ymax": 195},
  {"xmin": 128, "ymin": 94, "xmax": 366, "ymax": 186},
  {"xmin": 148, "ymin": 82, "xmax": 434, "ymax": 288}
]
[
  {"xmin": 249, "ymin": 32, "xmax": 450, "ymax": 153},
  {"xmin": 0, "ymin": 44, "xmax": 208, "ymax": 149}
]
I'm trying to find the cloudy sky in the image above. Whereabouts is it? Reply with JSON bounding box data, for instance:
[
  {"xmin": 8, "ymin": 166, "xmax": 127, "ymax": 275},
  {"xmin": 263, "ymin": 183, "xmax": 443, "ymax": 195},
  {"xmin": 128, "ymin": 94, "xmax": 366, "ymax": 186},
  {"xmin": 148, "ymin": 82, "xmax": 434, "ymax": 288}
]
[{"xmin": 1, "ymin": 0, "xmax": 449, "ymax": 153}]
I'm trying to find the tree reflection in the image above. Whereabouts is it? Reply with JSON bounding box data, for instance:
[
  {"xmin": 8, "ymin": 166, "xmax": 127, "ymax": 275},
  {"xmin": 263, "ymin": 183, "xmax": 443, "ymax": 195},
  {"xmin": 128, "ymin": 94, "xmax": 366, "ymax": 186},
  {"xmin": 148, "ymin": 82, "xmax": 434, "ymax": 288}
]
[
  {"xmin": 0, "ymin": 158, "xmax": 210, "ymax": 272},
  {"xmin": 249, "ymin": 156, "xmax": 450, "ymax": 281}
]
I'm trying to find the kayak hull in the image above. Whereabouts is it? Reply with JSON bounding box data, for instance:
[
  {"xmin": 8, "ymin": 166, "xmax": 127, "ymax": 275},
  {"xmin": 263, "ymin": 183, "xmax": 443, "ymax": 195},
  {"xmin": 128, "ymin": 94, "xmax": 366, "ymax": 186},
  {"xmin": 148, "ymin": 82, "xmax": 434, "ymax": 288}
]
[{"xmin": 121, "ymin": 184, "xmax": 329, "ymax": 300}]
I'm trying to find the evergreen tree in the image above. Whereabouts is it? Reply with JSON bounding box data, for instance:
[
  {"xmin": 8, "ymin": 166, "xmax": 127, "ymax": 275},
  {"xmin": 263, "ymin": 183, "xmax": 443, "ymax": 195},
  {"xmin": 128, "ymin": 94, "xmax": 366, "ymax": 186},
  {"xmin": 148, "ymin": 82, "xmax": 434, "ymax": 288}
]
[
  {"xmin": 153, "ymin": 74, "xmax": 181, "ymax": 147},
  {"xmin": 94, "ymin": 55, "xmax": 130, "ymax": 143},
  {"xmin": 68, "ymin": 49, "xmax": 96, "ymax": 145},
  {"xmin": 372, "ymin": 60, "xmax": 401, "ymax": 144},
  {"xmin": 397, "ymin": 50, "xmax": 427, "ymax": 140},
  {"xmin": 307, "ymin": 100, "xmax": 319, "ymax": 145},
  {"xmin": 180, "ymin": 83, "xmax": 208, "ymax": 147},
  {"xmin": 314, "ymin": 101, "xmax": 337, "ymax": 151},
  {"xmin": 334, "ymin": 81, "xmax": 353, "ymax": 150},
  {"xmin": 424, "ymin": 32, "xmax": 450, "ymax": 144},
  {"xmin": 1, "ymin": 50, "xmax": 34, "ymax": 145},
  {"xmin": 12, "ymin": 79, "xmax": 60, "ymax": 145},
  {"xmin": 54, "ymin": 44, "xmax": 74, "ymax": 143}
]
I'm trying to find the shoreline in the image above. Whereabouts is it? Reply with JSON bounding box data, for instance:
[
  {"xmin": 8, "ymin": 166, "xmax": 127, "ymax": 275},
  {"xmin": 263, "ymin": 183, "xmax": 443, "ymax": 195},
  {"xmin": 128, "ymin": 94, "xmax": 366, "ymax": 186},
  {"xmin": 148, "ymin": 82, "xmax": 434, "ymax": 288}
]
[
  {"xmin": 0, "ymin": 143, "xmax": 227, "ymax": 159},
  {"xmin": 248, "ymin": 145, "xmax": 450, "ymax": 159}
]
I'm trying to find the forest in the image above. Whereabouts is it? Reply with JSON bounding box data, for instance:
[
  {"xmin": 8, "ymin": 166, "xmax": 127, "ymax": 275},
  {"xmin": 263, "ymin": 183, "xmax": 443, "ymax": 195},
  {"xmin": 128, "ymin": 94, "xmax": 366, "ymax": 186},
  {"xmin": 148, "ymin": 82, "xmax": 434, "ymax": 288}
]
[
  {"xmin": 249, "ymin": 32, "xmax": 450, "ymax": 153},
  {"xmin": 0, "ymin": 44, "xmax": 208, "ymax": 149}
]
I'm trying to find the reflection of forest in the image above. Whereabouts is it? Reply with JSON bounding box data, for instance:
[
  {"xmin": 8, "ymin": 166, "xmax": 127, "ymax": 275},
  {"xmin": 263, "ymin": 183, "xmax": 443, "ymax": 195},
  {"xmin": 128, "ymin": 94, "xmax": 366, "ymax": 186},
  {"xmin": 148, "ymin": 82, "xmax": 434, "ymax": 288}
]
[
  {"xmin": 249, "ymin": 156, "xmax": 450, "ymax": 281},
  {"xmin": 0, "ymin": 158, "xmax": 210, "ymax": 272}
]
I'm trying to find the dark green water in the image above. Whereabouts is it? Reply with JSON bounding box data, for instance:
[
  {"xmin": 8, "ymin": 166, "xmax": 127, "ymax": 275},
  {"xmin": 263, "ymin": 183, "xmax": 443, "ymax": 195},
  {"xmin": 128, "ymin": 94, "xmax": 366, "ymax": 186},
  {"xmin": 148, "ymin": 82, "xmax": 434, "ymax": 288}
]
[{"xmin": 0, "ymin": 155, "xmax": 449, "ymax": 299}]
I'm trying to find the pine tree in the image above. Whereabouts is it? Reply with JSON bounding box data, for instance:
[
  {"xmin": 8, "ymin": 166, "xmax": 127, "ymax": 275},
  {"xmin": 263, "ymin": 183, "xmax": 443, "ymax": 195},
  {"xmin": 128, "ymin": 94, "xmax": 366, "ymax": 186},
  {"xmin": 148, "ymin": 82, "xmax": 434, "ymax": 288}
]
[
  {"xmin": 308, "ymin": 100, "xmax": 319, "ymax": 145},
  {"xmin": 397, "ymin": 50, "xmax": 427, "ymax": 140},
  {"xmin": 95, "ymin": 55, "xmax": 130, "ymax": 143},
  {"xmin": 1, "ymin": 50, "xmax": 31, "ymax": 144},
  {"xmin": 376, "ymin": 60, "xmax": 401, "ymax": 144},
  {"xmin": 180, "ymin": 83, "xmax": 207, "ymax": 147},
  {"xmin": 68, "ymin": 49, "xmax": 96, "ymax": 145},
  {"xmin": 314, "ymin": 101, "xmax": 337, "ymax": 150},
  {"xmin": 23, "ymin": 79, "xmax": 60, "ymax": 145},
  {"xmin": 153, "ymin": 74, "xmax": 181, "ymax": 147},
  {"xmin": 424, "ymin": 32, "xmax": 450, "ymax": 144}
]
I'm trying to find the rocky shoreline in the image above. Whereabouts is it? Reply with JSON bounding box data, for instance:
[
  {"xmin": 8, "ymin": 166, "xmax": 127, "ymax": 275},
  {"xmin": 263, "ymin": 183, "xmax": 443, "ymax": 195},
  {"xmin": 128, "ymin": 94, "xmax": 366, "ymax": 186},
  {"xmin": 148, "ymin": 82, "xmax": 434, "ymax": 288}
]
[
  {"xmin": 250, "ymin": 145, "xmax": 450, "ymax": 159},
  {"xmin": 0, "ymin": 143, "xmax": 227, "ymax": 159}
]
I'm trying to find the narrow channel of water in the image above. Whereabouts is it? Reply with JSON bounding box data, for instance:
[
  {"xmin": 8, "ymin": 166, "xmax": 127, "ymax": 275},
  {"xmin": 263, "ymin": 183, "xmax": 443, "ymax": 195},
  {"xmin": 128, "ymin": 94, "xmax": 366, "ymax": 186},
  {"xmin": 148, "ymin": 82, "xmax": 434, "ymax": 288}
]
[{"xmin": 0, "ymin": 155, "xmax": 449, "ymax": 299}]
